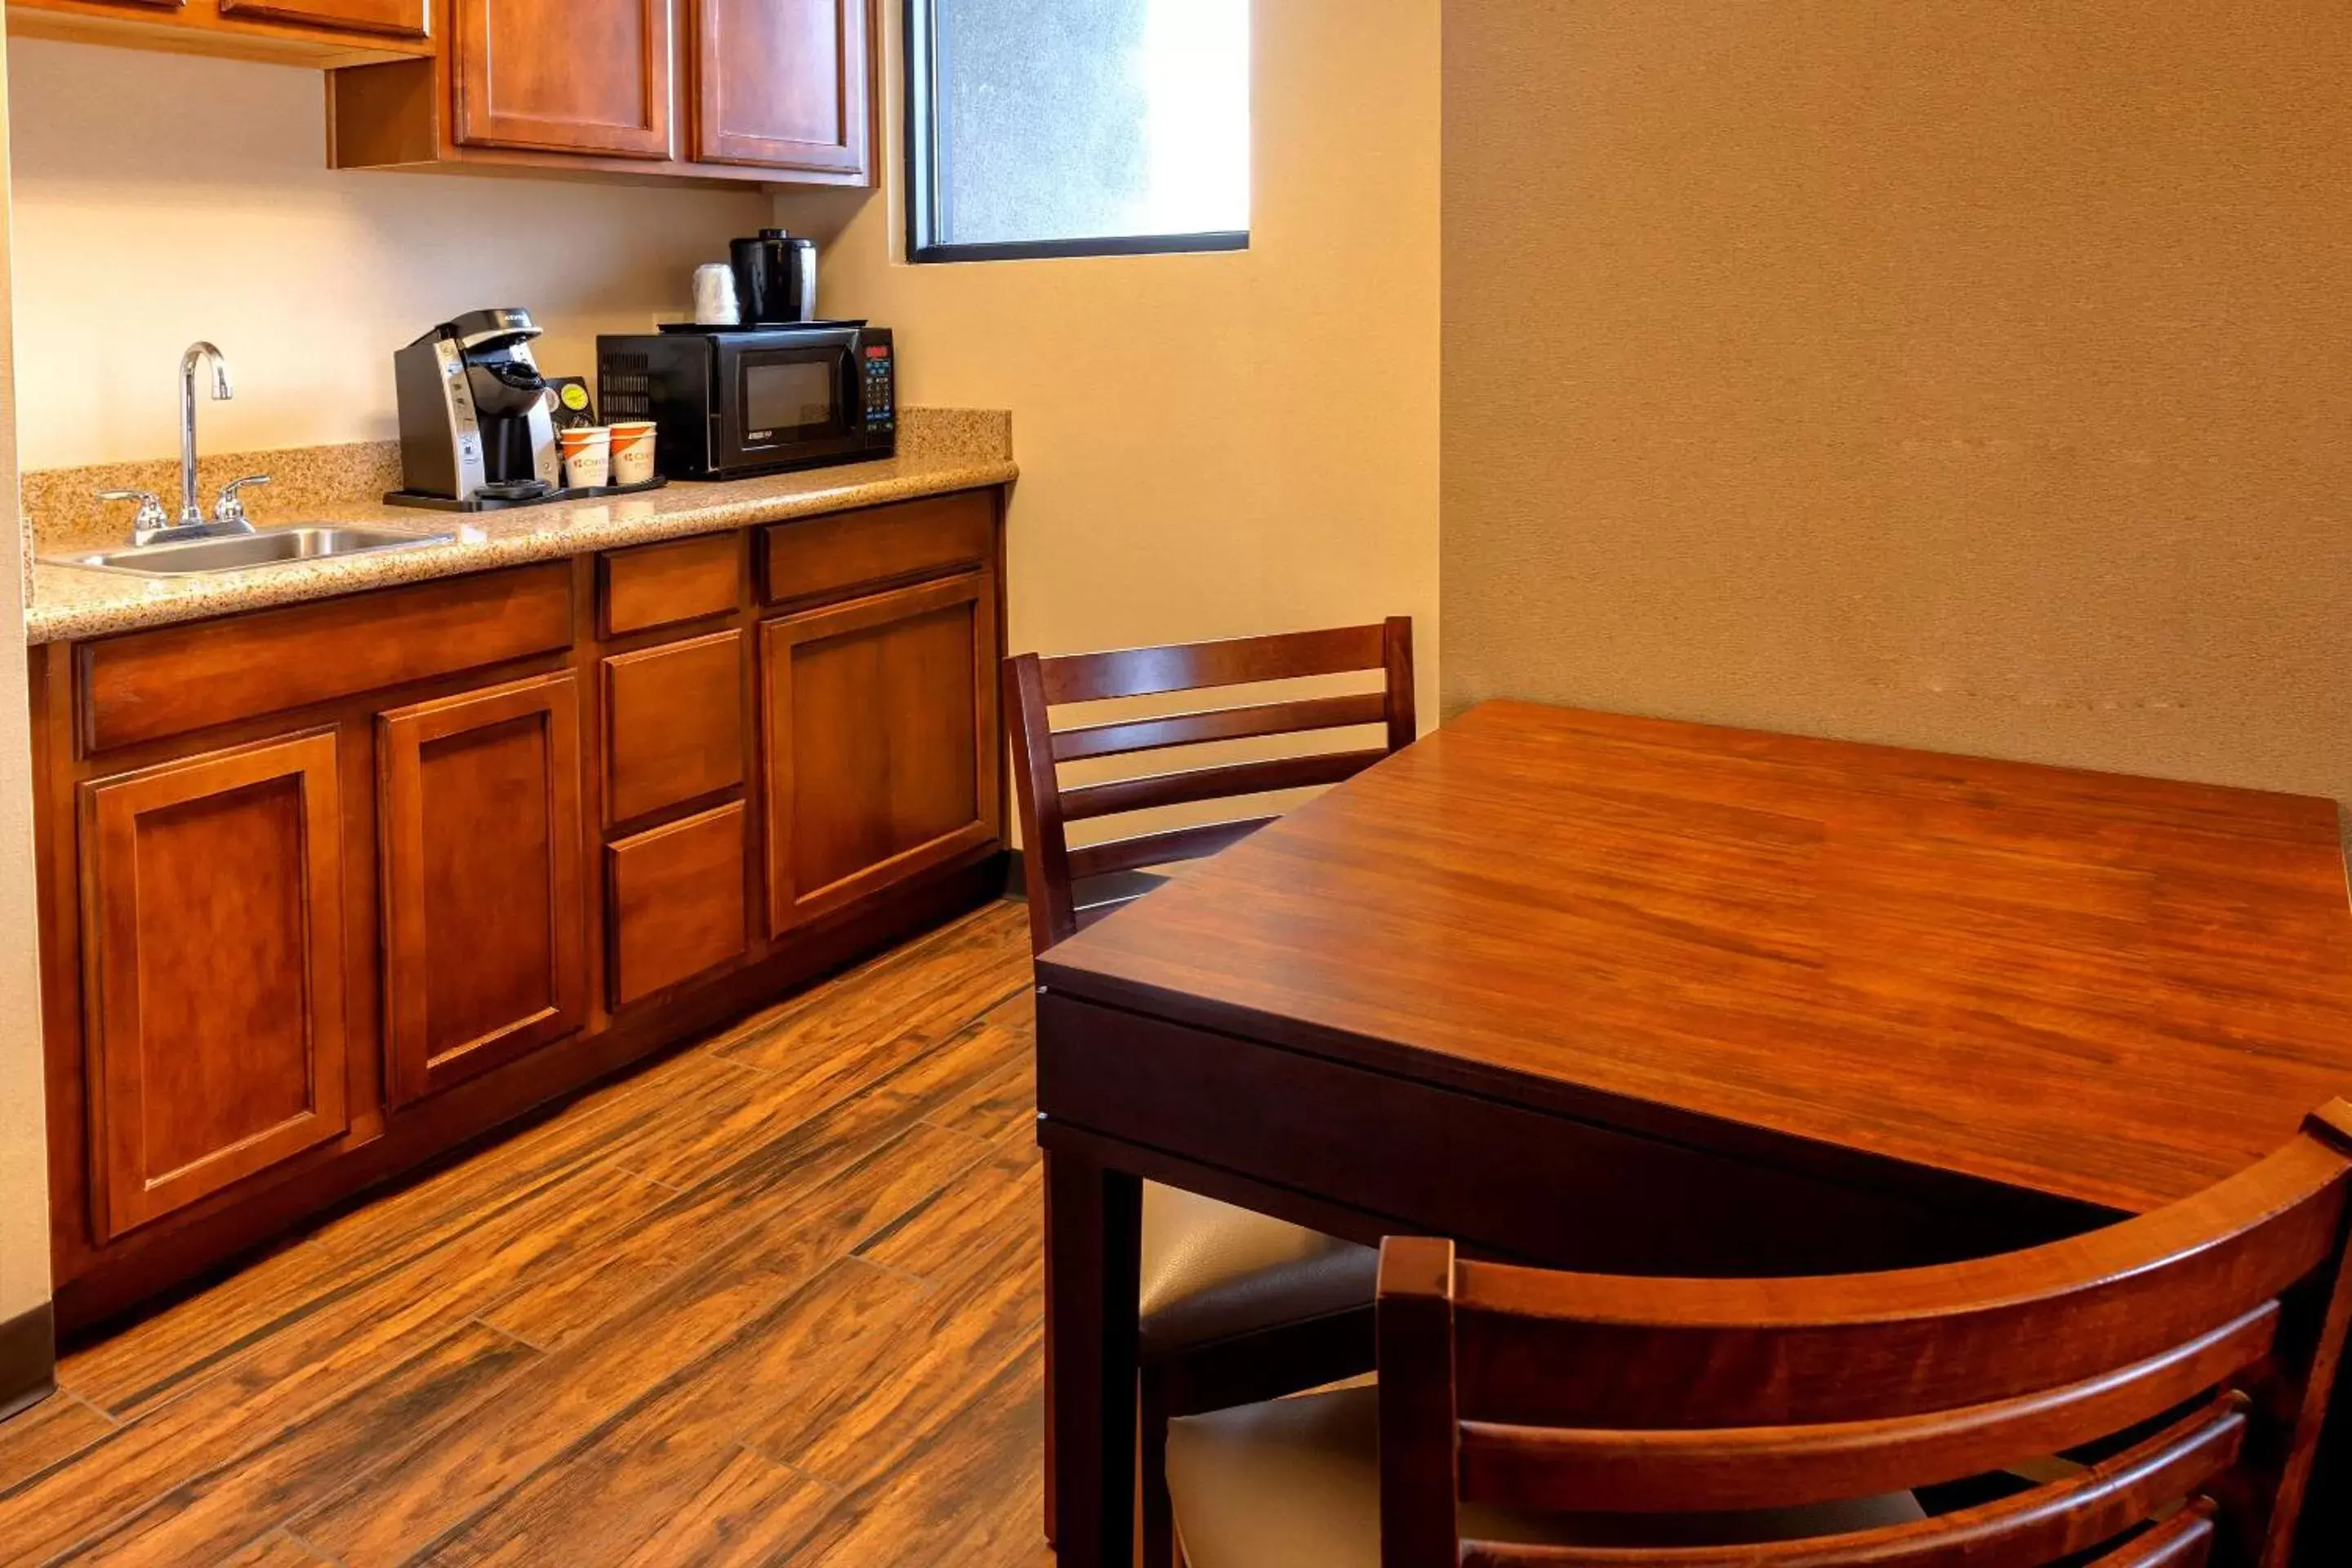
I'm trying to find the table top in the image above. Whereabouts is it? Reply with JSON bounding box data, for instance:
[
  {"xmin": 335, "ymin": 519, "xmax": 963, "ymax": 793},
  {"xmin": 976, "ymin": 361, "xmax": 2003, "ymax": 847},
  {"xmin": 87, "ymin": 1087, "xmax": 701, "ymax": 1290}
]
[{"xmin": 1037, "ymin": 701, "xmax": 2352, "ymax": 1218}]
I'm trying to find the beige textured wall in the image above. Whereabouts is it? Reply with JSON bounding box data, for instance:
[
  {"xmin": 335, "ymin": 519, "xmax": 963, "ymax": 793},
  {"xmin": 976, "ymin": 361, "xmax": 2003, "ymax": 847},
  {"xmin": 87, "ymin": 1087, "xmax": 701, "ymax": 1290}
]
[
  {"xmin": 8, "ymin": 39, "xmax": 769, "ymax": 470},
  {"xmin": 1442, "ymin": 2, "xmax": 2352, "ymax": 804},
  {"xmin": 0, "ymin": 29, "xmax": 55, "ymax": 1325},
  {"xmin": 776, "ymin": 0, "xmax": 1441, "ymax": 719}
]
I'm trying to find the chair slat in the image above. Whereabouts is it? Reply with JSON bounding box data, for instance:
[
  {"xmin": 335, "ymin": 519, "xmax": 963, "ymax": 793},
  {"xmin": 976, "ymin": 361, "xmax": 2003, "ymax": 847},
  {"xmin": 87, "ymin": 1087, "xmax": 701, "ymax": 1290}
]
[
  {"xmin": 1068, "ymin": 818, "xmax": 1278, "ymax": 881},
  {"xmin": 1051, "ymin": 693, "xmax": 1390, "ymax": 763},
  {"xmin": 2086, "ymin": 1501, "xmax": 2217, "ymax": 1568},
  {"xmin": 1060, "ymin": 749, "xmax": 1388, "ymax": 823},
  {"xmin": 1452, "ymin": 1137, "xmax": 2351, "ymax": 1428},
  {"xmin": 1456, "ymin": 1304, "xmax": 2276, "ymax": 1513},
  {"xmin": 1037, "ymin": 623, "xmax": 1388, "ymax": 706},
  {"xmin": 1461, "ymin": 1396, "xmax": 2247, "ymax": 1568}
]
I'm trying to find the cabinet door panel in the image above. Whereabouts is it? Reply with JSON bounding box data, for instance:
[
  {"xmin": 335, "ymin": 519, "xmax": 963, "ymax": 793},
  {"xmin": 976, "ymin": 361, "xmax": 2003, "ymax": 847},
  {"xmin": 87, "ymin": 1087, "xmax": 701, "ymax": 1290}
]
[
  {"xmin": 456, "ymin": 0, "xmax": 671, "ymax": 157},
  {"xmin": 81, "ymin": 733, "xmax": 350, "ymax": 1239},
  {"xmin": 693, "ymin": 0, "xmax": 868, "ymax": 174},
  {"xmin": 220, "ymin": 0, "xmax": 426, "ymax": 38},
  {"xmin": 380, "ymin": 673, "xmax": 587, "ymax": 1106},
  {"xmin": 761, "ymin": 572, "xmax": 998, "ymax": 933}
]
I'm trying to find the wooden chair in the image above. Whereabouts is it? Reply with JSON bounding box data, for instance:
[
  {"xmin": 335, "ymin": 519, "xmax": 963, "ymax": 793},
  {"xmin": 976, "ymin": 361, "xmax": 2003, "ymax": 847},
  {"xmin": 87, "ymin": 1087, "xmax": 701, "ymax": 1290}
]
[
  {"xmin": 1165, "ymin": 1100, "xmax": 2352, "ymax": 1568},
  {"xmin": 1004, "ymin": 617, "xmax": 1418, "ymax": 1561}
]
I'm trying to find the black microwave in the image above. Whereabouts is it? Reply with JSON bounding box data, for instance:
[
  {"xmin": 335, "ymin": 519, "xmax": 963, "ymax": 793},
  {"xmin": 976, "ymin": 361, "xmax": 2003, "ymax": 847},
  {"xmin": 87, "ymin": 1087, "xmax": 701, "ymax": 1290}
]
[{"xmin": 595, "ymin": 323, "xmax": 896, "ymax": 480}]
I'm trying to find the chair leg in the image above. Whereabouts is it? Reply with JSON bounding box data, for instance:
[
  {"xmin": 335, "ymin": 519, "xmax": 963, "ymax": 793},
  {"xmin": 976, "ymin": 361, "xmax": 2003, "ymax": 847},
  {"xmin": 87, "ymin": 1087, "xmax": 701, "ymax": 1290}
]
[{"xmin": 1141, "ymin": 1361, "xmax": 1179, "ymax": 1568}]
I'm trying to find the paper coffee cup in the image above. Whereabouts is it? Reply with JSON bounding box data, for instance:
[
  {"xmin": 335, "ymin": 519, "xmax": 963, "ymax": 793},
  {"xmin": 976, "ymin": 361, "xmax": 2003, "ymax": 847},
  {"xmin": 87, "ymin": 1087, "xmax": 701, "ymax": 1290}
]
[
  {"xmin": 559, "ymin": 425, "xmax": 611, "ymax": 490},
  {"xmin": 609, "ymin": 421, "xmax": 657, "ymax": 486}
]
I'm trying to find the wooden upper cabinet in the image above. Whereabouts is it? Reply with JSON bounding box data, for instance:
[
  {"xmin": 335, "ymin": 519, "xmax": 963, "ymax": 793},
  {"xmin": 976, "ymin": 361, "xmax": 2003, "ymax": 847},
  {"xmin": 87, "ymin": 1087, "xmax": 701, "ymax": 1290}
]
[
  {"xmin": 454, "ymin": 0, "xmax": 672, "ymax": 158},
  {"xmin": 692, "ymin": 0, "xmax": 868, "ymax": 174},
  {"xmin": 761, "ymin": 571, "xmax": 1000, "ymax": 933},
  {"xmin": 379, "ymin": 673, "xmax": 588, "ymax": 1106},
  {"xmin": 79, "ymin": 733, "xmax": 351, "ymax": 1241},
  {"xmin": 219, "ymin": 0, "xmax": 425, "ymax": 38}
]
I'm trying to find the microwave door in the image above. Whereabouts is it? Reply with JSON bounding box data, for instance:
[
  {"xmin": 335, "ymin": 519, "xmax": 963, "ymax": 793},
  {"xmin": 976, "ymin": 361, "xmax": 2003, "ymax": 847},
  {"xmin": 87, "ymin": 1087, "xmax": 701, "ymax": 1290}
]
[{"xmin": 719, "ymin": 341, "xmax": 858, "ymax": 470}]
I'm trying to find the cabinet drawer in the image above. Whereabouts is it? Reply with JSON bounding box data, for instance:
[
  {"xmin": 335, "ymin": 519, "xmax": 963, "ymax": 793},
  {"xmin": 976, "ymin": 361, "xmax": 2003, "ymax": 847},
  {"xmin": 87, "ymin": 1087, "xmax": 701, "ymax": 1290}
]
[
  {"xmin": 79, "ymin": 564, "xmax": 573, "ymax": 753},
  {"xmin": 608, "ymin": 803, "xmax": 749, "ymax": 1005},
  {"xmin": 602, "ymin": 630, "xmax": 746, "ymax": 826},
  {"xmin": 761, "ymin": 492, "xmax": 994, "ymax": 608},
  {"xmin": 599, "ymin": 532, "xmax": 742, "ymax": 637}
]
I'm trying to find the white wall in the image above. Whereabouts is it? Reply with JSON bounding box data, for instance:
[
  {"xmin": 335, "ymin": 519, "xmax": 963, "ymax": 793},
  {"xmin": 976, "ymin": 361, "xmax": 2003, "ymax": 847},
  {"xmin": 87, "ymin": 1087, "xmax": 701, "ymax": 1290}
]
[
  {"xmin": 0, "ymin": 29, "xmax": 54, "ymax": 1334},
  {"xmin": 775, "ymin": 0, "xmax": 1441, "ymax": 714},
  {"xmin": 8, "ymin": 38, "xmax": 771, "ymax": 470}
]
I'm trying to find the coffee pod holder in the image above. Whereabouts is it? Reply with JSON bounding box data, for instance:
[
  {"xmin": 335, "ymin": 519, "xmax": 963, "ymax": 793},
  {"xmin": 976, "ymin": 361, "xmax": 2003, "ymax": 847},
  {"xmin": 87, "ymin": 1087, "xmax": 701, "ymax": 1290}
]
[{"xmin": 382, "ymin": 475, "xmax": 669, "ymax": 513}]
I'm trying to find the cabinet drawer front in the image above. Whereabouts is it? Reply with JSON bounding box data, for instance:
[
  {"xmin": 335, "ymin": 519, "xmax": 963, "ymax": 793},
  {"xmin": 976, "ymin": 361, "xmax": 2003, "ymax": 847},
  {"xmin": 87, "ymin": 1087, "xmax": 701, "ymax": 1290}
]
[
  {"xmin": 380, "ymin": 673, "xmax": 589, "ymax": 1105},
  {"xmin": 600, "ymin": 532, "xmax": 742, "ymax": 637},
  {"xmin": 761, "ymin": 492, "xmax": 994, "ymax": 608},
  {"xmin": 81, "ymin": 732, "xmax": 350, "ymax": 1238},
  {"xmin": 608, "ymin": 802, "xmax": 749, "ymax": 1005},
  {"xmin": 762, "ymin": 572, "xmax": 1000, "ymax": 932},
  {"xmin": 80, "ymin": 564, "xmax": 574, "ymax": 754},
  {"xmin": 603, "ymin": 629, "xmax": 746, "ymax": 826}
]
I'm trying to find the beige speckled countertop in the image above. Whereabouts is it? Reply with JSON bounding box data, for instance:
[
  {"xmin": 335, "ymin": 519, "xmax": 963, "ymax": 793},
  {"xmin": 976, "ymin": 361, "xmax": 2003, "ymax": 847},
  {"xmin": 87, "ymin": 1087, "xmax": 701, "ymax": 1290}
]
[{"xmin": 23, "ymin": 408, "xmax": 1015, "ymax": 644}]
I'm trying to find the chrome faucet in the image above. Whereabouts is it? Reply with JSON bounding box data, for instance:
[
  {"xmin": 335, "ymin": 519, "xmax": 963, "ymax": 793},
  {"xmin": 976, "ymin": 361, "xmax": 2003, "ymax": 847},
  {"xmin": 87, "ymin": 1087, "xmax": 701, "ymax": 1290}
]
[
  {"xmin": 96, "ymin": 343, "xmax": 271, "ymax": 546},
  {"xmin": 178, "ymin": 341, "xmax": 233, "ymax": 528}
]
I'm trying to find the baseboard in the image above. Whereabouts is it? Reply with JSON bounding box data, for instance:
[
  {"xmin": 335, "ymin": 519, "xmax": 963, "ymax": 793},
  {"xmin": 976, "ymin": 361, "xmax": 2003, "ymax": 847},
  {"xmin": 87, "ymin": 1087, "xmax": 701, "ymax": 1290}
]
[{"xmin": 0, "ymin": 1301, "xmax": 56, "ymax": 1422}]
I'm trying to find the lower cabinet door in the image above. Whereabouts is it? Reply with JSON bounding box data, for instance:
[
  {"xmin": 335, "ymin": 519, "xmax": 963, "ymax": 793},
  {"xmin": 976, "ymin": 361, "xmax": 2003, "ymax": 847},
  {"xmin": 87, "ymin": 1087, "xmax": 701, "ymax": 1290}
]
[
  {"xmin": 760, "ymin": 572, "xmax": 1000, "ymax": 933},
  {"xmin": 80, "ymin": 732, "xmax": 351, "ymax": 1239},
  {"xmin": 379, "ymin": 672, "xmax": 587, "ymax": 1106}
]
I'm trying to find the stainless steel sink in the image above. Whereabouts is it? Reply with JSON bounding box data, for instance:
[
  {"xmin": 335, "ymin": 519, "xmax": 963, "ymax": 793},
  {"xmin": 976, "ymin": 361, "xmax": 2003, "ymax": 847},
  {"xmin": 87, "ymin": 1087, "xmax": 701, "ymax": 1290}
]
[{"xmin": 44, "ymin": 524, "xmax": 457, "ymax": 578}]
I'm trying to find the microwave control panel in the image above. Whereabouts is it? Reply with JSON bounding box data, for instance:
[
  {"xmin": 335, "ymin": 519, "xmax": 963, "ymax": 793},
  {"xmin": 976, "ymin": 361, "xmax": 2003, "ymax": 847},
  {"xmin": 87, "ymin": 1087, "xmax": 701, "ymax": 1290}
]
[{"xmin": 862, "ymin": 344, "xmax": 896, "ymax": 430}]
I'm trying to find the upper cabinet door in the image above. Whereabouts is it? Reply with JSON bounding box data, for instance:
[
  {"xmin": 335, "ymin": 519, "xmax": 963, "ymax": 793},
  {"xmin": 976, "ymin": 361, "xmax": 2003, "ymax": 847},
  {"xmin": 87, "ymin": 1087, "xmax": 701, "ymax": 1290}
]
[
  {"xmin": 80, "ymin": 733, "xmax": 351, "ymax": 1240},
  {"xmin": 455, "ymin": 0, "xmax": 672, "ymax": 158},
  {"xmin": 693, "ymin": 0, "xmax": 870, "ymax": 175},
  {"xmin": 761, "ymin": 571, "xmax": 1000, "ymax": 933},
  {"xmin": 218, "ymin": 0, "xmax": 427, "ymax": 38},
  {"xmin": 379, "ymin": 673, "xmax": 588, "ymax": 1107}
]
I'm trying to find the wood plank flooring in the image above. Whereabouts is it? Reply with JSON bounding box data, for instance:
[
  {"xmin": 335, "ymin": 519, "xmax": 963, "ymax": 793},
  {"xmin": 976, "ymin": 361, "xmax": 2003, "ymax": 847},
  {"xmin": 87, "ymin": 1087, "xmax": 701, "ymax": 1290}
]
[{"xmin": 0, "ymin": 901, "xmax": 1056, "ymax": 1567}]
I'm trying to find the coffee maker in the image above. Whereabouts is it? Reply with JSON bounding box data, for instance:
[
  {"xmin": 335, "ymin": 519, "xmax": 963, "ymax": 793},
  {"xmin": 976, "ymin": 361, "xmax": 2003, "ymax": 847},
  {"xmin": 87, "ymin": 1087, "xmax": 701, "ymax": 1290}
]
[{"xmin": 389, "ymin": 308, "xmax": 564, "ymax": 509}]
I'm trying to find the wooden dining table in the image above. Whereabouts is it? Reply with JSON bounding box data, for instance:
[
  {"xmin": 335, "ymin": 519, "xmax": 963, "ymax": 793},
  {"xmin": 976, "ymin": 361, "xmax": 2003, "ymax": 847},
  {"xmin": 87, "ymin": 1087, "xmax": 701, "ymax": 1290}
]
[{"xmin": 1031, "ymin": 699, "xmax": 2352, "ymax": 1567}]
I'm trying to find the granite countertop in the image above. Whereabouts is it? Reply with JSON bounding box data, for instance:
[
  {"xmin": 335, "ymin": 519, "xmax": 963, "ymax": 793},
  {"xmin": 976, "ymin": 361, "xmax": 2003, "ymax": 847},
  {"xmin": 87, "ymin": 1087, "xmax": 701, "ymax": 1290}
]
[{"xmin": 23, "ymin": 409, "xmax": 1016, "ymax": 644}]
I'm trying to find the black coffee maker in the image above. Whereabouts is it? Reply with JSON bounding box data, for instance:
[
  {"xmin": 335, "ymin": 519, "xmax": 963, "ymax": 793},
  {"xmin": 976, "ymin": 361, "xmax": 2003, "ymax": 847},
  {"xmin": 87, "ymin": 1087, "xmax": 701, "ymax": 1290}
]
[{"xmin": 389, "ymin": 307, "xmax": 564, "ymax": 510}]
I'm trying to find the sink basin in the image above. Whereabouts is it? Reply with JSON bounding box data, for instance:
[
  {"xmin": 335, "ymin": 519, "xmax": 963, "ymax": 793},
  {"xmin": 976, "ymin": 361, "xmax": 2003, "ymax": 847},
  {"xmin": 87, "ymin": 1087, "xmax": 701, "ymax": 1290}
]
[{"xmin": 45, "ymin": 524, "xmax": 457, "ymax": 578}]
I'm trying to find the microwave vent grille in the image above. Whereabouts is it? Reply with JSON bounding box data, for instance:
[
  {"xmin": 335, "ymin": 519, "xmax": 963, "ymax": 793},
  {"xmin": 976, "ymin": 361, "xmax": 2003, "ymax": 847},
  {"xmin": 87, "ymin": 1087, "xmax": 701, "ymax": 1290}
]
[{"xmin": 599, "ymin": 352, "xmax": 652, "ymax": 419}]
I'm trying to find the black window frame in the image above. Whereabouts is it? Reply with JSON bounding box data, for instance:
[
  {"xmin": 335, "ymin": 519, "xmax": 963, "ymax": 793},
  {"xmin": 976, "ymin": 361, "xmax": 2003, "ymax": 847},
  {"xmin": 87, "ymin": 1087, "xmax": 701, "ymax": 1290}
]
[{"xmin": 903, "ymin": 0, "xmax": 1252, "ymax": 265}]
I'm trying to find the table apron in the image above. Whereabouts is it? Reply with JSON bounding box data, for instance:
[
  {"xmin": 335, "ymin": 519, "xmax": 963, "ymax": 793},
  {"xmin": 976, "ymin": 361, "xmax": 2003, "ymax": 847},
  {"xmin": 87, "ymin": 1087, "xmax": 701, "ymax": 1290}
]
[{"xmin": 1037, "ymin": 991, "xmax": 2079, "ymax": 1276}]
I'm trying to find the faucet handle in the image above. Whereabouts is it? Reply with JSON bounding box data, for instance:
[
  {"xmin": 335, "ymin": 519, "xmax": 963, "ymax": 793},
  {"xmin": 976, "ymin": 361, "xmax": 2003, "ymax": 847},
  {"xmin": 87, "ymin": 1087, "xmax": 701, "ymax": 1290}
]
[
  {"xmin": 212, "ymin": 474, "xmax": 270, "ymax": 526},
  {"xmin": 97, "ymin": 488, "xmax": 169, "ymax": 533}
]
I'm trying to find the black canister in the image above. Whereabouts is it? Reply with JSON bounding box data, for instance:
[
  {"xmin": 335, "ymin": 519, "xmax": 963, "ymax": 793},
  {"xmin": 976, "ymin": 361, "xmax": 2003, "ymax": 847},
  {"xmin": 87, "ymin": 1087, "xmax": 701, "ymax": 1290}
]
[{"xmin": 730, "ymin": 229, "xmax": 819, "ymax": 325}]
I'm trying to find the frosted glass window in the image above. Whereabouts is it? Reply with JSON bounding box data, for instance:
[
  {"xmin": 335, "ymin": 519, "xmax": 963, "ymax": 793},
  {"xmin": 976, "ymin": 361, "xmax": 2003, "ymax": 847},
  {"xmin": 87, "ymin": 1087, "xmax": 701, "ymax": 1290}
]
[{"xmin": 908, "ymin": 0, "xmax": 1251, "ymax": 261}]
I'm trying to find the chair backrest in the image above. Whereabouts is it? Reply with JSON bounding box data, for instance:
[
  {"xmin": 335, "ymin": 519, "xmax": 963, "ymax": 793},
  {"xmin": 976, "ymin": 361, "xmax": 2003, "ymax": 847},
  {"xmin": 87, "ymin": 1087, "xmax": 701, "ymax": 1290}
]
[
  {"xmin": 1377, "ymin": 1100, "xmax": 2352, "ymax": 1568},
  {"xmin": 1002, "ymin": 617, "xmax": 1415, "ymax": 956}
]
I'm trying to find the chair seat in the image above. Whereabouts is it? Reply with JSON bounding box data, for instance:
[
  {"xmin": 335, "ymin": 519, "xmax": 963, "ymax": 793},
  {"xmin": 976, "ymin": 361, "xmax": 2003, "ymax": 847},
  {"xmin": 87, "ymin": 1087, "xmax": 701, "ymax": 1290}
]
[
  {"xmin": 1166, "ymin": 1386, "xmax": 1927, "ymax": 1568},
  {"xmin": 1138, "ymin": 1184, "xmax": 1377, "ymax": 1356}
]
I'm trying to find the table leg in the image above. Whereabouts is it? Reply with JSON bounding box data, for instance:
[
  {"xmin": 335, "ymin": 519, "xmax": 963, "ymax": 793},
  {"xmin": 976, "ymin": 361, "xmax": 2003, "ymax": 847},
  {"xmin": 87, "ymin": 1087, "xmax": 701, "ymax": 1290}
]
[{"xmin": 1045, "ymin": 1146, "xmax": 1142, "ymax": 1568}]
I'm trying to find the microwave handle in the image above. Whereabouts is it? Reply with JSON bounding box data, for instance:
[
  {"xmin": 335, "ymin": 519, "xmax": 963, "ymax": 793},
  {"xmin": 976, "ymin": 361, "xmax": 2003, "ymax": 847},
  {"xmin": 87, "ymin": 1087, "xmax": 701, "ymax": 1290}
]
[{"xmin": 839, "ymin": 343, "xmax": 864, "ymax": 429}]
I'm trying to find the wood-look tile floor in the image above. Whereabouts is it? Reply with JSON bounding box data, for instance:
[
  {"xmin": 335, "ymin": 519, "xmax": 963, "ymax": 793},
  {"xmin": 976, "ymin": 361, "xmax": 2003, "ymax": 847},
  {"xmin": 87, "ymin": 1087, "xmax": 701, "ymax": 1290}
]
[{"xmin": 0, "ymin": 901, "xmax": 1057, "ymax": 1568}]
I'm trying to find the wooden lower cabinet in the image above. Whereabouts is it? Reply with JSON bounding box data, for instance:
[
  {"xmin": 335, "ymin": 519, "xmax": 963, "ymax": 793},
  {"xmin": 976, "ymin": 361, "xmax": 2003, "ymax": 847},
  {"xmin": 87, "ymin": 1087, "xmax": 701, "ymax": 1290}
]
[
  {"xmin": 379, "ymin": 672, "xmax": 588, "ymax": 1106},
  {"xmin": 37, "ymin": 489, "xmax": 1007, "ymax": 1325},
  {"xmin": 78, "ymin": 732, "xmax": 352, "ymax": 1240},
  {"xmin": 761, "ymin": 571, "xmax": 1001, "ymax": 933}
]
